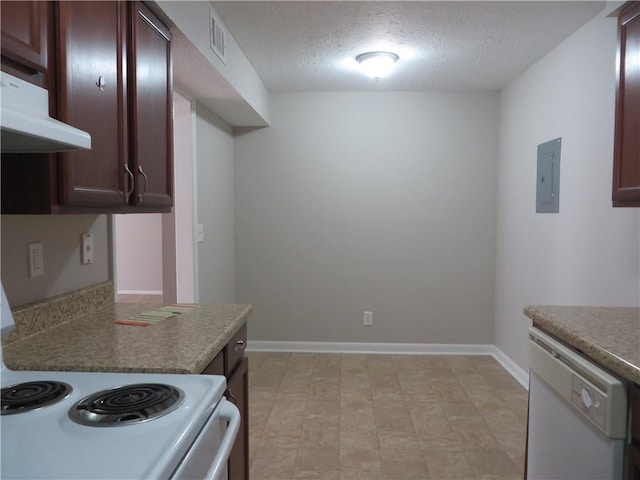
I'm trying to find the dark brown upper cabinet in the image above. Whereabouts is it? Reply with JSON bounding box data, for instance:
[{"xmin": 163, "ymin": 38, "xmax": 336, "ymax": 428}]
[
  {"xmin": 613, "ymin": 2, "xmax": 640, "ymax": 207},
  {"xmin": 0, "ymin": 1, "xmax": 51, "ymax": 87},
  {"xmin": 56, "ymin": 1, "xmax": 130, "ymax": 209},
  {"xmin": 128, "ymin": 2, "xmax": 173, "ymax": 209},
  {"xmin": 1, "ymin": 1, "xmax": 173, "ymax": 214}
]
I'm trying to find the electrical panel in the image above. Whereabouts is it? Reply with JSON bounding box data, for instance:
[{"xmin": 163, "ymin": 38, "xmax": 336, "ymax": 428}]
[{"xmin": 536, "ymin": 138, "xmax": 561, "ymax": 213}]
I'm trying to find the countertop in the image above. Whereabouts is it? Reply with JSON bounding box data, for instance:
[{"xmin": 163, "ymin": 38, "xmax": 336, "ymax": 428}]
[
  {"xmin": 524, "ymin": 305, "xmax": 640, "ymax": 385},
  {"xmin": 2, "ymin": 286, "xmax": 252, "ymax": 374}
]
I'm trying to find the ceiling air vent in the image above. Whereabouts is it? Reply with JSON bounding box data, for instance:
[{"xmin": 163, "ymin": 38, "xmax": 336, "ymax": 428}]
[{"xmin": 209, "ymin": 7, "xmax": 227, "ymax": 64}]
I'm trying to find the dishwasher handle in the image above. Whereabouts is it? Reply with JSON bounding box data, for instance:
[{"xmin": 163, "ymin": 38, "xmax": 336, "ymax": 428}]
[{"xmin": 203, "ymin": 399, "xmax": 241, "ymax": 480}]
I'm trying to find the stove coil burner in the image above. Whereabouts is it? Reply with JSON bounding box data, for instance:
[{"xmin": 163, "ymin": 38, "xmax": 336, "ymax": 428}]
[
  {"xmin": 1, "ymin": 381, "xmax": 72, "ymax": 414},
  {"xmin": 69, "ymin": 383, "xmax": 184, "ymax": 427}
]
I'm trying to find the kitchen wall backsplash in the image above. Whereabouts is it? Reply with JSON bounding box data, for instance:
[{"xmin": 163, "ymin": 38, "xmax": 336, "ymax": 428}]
[{"xmin": 1, "ymin": 215, "xmax": 110, "ymax": 307}]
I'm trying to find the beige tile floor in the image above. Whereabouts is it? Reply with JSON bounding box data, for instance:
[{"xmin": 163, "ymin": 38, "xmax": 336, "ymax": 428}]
[{"xmin": 247, "ymin": 352, "xmax": 527, "ymax": 480}]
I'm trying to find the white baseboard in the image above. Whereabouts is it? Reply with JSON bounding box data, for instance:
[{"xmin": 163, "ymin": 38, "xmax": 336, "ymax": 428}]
[
  {"xmin": 246, "ymin": 340, "xmax": 529, "ymax": 390},
  {"xmin": 489, "ymin": 346, "xmax": 530, "ymax": 390},
  {"xmin": 117, "ymin": 290, "xmax": 163, "ymax": 296},
  {"xmin": 247, "ymin": 340, "xmax": 495, "ymax": 355}
]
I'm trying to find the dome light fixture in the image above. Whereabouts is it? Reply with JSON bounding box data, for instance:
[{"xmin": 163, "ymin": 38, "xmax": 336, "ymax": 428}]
[{"xmin": 356, "ymin": 51, "xmax": 399, "ymax": 79}]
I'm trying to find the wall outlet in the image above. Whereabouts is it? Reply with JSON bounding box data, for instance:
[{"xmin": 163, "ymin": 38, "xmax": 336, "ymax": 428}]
[
  {"xmin": 363, "ymin": 311, "xmax": 373, "ymax": 326},
  {"xmin": 28, "ymin": 242, "xmax": 44, "ymax": 278}
]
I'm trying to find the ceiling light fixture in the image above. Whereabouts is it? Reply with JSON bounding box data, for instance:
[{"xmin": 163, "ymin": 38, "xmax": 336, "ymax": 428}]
[{"xmin": 356, "ymin": 51, "xmax": 399, "ymax": 79}]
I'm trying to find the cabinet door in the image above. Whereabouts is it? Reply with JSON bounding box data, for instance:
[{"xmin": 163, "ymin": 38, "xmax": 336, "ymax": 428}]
[
  {"xmin": 613, "ymin": 2, "xmax": 640, "ymax": 207},
  {"xmin": 629, "ymin": 385, "xmax": 640, "ymax": 480},
  {"xmin": 628, "ymin": 444, "xmax": 640, "ymax": 480},
  {"xmin": 56, "ymin": 1, "xmax": 129, "ymax": 207},
  {"xmin": 1, "ymin": 1, "xmax": 49, "ymax": 82},
  {"xmin": 225, "ymin": 324, "xmax": 248, "ymax": 377},
  {"xmin": 129, "ymin": 2, "xmax": 173, "ymax": 209},
  {"xmin": 226, "ymin": 358, "xmax": 249, "ymax": 480}
]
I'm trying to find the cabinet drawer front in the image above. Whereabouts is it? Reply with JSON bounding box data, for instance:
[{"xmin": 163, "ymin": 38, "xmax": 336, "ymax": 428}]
[
  {"xmin": 226, "ymin": 358, "xmax": 249, "ymax": 480},
  {"xmin": 628, "ymin": 443, "xmax": 640, "ymax": 480},
  {"xmin": 201, "ymin": 351, "xmax": 224, "ymax": 376},
  {"xmin": 225, "ymin": 323, "xmax": 247, "ymax": 377},
  {"xmin": 632, "ymin": 384, "xmax": 640, "ymax": 442}
]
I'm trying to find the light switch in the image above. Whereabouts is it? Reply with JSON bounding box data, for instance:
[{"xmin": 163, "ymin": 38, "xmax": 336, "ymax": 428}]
[
  {"xmin": 536, "ymin": 138, "xmax": 561, "ymax": 213},
  {"xmin": 197, "ymin": 224, "xmax": 204, "ymax": 243},
  {"xmin": 81, "ymin": 233, "xmax": 94, "ymax": 265},
  {"xmin": 28, "ymin": 242, "xmax": 44, "ymax": 278}
]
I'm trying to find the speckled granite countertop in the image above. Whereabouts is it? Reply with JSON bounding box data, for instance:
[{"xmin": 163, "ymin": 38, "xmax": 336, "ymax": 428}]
[
  {"xmin": 2, "ymin": 282, "xmax": 252, "ymax": 374},
  {"xmin": 524, "ymin": 305, "xmax": 640, "ymax": 385}
]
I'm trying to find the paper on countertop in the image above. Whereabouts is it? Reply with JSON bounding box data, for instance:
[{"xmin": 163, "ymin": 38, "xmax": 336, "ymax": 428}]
[{"xmin": 157, "ymin": 305, "xmax": 198, "ymax": 314}]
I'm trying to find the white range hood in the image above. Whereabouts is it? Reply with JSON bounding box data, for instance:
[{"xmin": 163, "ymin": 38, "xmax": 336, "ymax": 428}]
[{"xmin": 0, "ymin": 71, "xmax": 91, "ymax": 153}]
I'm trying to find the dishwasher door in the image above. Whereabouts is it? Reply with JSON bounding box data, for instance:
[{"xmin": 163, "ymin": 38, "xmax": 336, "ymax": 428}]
[{"xmin": 527, "ymin": 328, "xmax": 627, "ymax": 480}]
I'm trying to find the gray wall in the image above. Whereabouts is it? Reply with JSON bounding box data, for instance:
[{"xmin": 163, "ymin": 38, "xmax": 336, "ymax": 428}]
[
  {"xmin": 235, "ymin": 92, "xmax": 500, "ymax": 344},
  {"xmin": 495, "ymin": 10, "xmax": 640, "ymax": 371},
  {"xmin": 196, "ymin": 104, "xmax": 236, "ymax": 303},
  {"xmin": 1, "ymin": 215, "xmax": 110, "ymax": 307}
]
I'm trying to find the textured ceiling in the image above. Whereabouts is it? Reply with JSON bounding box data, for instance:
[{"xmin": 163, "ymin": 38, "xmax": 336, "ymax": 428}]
[{"xmin": 212, "ymin": 1, "xmax": 605, "ymax": 91}]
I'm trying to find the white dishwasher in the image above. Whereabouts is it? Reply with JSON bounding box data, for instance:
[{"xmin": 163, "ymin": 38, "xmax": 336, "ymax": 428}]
[{"xmin": 527, "ymin": 327, "xmax": 627, "ymax": 480}]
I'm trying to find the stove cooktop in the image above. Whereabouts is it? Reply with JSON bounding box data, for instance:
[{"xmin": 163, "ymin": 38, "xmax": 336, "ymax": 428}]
[{"xmin": 0, "ymin": 369, "xmax": 226, "ymax": 479}]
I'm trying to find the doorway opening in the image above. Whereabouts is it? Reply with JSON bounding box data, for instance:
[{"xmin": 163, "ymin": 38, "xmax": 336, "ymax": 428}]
[{"xmin": 113, "ymin": 90, "xmax": 197, "ymax": 304}]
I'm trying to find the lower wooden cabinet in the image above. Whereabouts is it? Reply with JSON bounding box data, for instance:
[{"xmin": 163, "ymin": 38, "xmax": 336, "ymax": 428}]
[
  {"xmin": 202, "ymin": 350, "xmax": 224, "ymax": 376},
  {"xmin": 628, "ymin": 384, "xmax": 640, "ymax": 480},
  {"xmin": 628, "ymin": 444, "xmax": 640, "ymax": 480},
  {"xmin": 227, "ymin": 358, "xmax": 249, "ymax": 480},
  {"xmin": 201, "ymin": 325, "xmax": 249, "ymax": 480}
]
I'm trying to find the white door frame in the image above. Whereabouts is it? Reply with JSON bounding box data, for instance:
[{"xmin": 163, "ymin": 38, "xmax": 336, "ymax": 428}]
[{"xmin": 162, "ymin": 89, "xmax": 199, "ymax": 304}]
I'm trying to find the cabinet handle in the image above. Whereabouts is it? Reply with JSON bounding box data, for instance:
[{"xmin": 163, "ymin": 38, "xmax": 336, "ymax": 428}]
[
  {"xmin": 137, "ymin": 165, "xmax": 148, "ymax": 202},
  {"xmin": 233, "ymin": 340, "xmax": 246, "ymax": 352},
  {"xmin": 96, "ymin": 76, "xmax": 106, "ymax": 92},
  {"xmin": 123, "ymin": 163, "xmax": 135, "ymax": 202}
]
